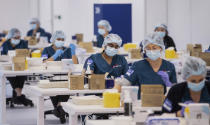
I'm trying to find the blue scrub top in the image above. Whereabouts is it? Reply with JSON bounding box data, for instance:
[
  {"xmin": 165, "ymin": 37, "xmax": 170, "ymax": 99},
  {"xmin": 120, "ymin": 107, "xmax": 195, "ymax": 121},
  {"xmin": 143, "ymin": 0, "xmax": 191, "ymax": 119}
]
[
  {"xmin": 96, "ymin": 35, "xmax": 104, "ymax": 48},
  {"xmin": 83, "ymin": 53, "xmax": 129, "ymax": 78},
  {"xmin": 208, "ymin": 46, "xmax": 210, "ymax": 51},
  {"xmin": 124, "ymin": 59, "xmax": 177, "ymax": 98},
  {"xmin": 182, "ymin": 85, "xmax": 210, "ymax": 103},
  {"xmin": 27, "ymin": 27, "xmax": 46, "ymax": 37},
  {"xmin": 1, "ymin": 39, "xmax": 28, "ymax": 55},
  {"xmin": 42, "ymin": 45, "xmax": 72, "ymax": 61}
]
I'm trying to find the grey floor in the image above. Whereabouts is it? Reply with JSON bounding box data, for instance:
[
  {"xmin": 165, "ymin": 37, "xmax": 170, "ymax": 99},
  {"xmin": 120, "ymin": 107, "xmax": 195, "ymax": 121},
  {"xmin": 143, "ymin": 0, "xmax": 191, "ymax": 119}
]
[{"xmin": 6, "ymin": 85, "xmax": 70, "ymax": 125}]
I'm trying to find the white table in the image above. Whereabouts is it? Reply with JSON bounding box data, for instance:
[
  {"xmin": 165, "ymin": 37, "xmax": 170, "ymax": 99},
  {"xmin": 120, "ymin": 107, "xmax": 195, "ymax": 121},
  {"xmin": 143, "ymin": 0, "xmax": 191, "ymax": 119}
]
[
  {"xmin": 61, "ymin": 102, "xmax": 161, "ymax": 125},
  {"xmin": 28, "ymin": 86, "xmax": 107, "ymax": 125},
  {"xmin": 0, "ymin": 69, "xmax": 70, "ymax": 125}
]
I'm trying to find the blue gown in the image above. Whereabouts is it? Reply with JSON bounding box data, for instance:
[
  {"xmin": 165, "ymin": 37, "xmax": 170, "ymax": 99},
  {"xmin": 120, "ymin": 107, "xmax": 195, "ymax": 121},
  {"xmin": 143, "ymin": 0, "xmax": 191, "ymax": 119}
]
[
  {"xmin": 96, "ymin": 35, "xmax": 104, "ymax": 48},
  {"xmin": 124, "ymin": 59, "xmax": 177, "ymax": 98},
  {"xmin": 1, "ymin": 39, "xmax": 28, "ymax": 55},
  {"xmin": 41, "ymin": 45, "xmax": 72, "ymax": 61},
  {"xmin": 27, "ymin": 27, "xmax": 46, "ymax": 37},
  {"xmin": 83, "ymin": 53, "xmax": 128, "ymax": 78}
]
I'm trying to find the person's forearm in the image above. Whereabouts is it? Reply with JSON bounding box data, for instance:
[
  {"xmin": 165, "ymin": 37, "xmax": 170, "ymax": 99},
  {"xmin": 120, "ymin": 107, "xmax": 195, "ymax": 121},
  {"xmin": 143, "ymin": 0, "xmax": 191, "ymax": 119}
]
[{"xmin": 72, "ymin": 55, "xmax": 78, "ymax": 64}]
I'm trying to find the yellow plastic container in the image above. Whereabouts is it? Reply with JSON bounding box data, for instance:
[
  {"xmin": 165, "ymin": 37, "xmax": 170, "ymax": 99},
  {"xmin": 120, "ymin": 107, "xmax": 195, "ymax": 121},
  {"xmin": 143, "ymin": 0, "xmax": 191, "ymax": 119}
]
[
  {"xmin": 103, "ymin": 92, "xmax": 120, "ymax": 108},
  {"xmin": 165, "ymin": 49, "xmax": 177, "ymax": 59},
  {"xmin": 31, "ymin": 52, "xmax": 41, "ymax": 58},
  {"xmin": 123, "ymin": 43, "xmax": 137, "ymax": 51}
]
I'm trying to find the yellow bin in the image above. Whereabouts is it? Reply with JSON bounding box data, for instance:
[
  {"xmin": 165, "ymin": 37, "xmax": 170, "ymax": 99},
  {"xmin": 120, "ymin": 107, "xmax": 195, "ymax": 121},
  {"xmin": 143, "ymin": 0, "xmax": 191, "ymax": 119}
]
[
  {"xmin": 32, "ymin": 52, "xmax": 41, "ymax": 58},
  {"xmin": 103, "ymin": 92, "xmax": 120, "ymax": 108},
  {"xmin": 165, "ymin": 49, "xmax": 177, "ymax": 59}
]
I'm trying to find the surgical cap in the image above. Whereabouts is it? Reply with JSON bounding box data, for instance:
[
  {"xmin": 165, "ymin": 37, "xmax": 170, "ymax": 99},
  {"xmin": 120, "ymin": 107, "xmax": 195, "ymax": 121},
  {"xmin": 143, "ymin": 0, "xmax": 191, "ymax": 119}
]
[
  {"xmin": 103, "ymin": 34, "xmax": 122, "ymax": 47},
  {"xmin": 182, "ymin": 56, "xmax": 207, "ymax": 80},
  {"xmin": 50, "ymin": 31, "xmax": 66, "ymax": 43},
  {"xmin": 97, "ymin": 20, "xmax": 112, "ymax": 32},
  {"xmin": 143, "ymin": 32, "xmax": 165, "ymax": 50},
  {"xmin": 155, "ymin": 24, "xmax": 167, "ymax": 30},
  {"xmin": 7, "ymin": 28, "xmax": 21, "ymax": 39},
  {"xmin": 30, "ymin": 18, "xmax": 40, "ymax": 25}
]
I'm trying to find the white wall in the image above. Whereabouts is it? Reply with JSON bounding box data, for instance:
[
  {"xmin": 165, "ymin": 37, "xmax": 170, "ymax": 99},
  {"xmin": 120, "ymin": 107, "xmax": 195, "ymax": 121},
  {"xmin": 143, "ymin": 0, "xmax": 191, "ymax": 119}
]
[
  {"xmin": 41, "ymin": 0, "xmax": 145, "ymax": 44},
  {"xmin": 0, "ymin": 0, "xmax": 32, "ymax": 37}
]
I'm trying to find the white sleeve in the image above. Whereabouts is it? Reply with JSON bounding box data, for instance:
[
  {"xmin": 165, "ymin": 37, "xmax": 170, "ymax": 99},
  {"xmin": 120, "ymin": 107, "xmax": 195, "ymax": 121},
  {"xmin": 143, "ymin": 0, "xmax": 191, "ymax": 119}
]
[{"xmin": 115, "ymin": 77, "xmax": 131, "ymax": 86}]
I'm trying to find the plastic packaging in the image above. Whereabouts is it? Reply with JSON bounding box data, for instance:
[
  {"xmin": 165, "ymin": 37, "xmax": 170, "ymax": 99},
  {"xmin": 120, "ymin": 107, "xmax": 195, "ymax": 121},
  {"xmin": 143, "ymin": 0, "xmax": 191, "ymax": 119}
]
[
  {"xmin": 103, "ymin": 90, "xmax": 120, "ymax": 108},
  {"xmin": 124, "ymin": 90, "xmax": 133, "ymax": 116}
]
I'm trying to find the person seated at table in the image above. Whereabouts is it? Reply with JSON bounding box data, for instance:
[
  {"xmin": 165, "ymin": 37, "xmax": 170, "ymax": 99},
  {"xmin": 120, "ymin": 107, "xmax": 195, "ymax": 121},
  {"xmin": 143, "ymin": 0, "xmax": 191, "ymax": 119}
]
[
  {"xmin": 27, "ymin": 18, "xmax": 51, "ymax": 42},
  {"xmin": 83, "ymin": 33, "xmax": 128, "ymax": 78},
  {"xmin": 114, "ymin": 32, "xmax": 177, "ymax": 98},
  {"xmin": 1, "ymin": 28, "xmax": 34, "ymax": 106},
  {"xmin": 42, "ymin": 30, "xmax": 78, "ymax": 123},
  {"xmin": 154, "ymin": 24, "xmax": 177, "ymax": 51},
  {"xmin": 162, "ymin": 56, "xmax": 210, "ymax": 117},
  {"xmin": 96, "ymin": 20, "xmax": 112, "ymax": 48}
]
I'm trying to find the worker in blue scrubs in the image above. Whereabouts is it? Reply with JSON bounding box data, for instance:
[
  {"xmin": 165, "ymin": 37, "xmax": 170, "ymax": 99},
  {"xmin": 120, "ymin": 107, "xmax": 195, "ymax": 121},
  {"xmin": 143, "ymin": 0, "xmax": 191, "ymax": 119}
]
[
  {"xmin": 83, "ymin": 33, "xmax": 128, "ymax": 78},
  {"xmin": 162, "ymin": 56, "xmax": 210, "ymax": 117},
  {"xmin": 154, "ymin": 24, "xmax": 177, "ymax": 51},
  {"xmin": 114, "ymin": 32, "xmax": 177, "ymax": 98},
  {"xmin": 42, "ymin": 31, "xmax": 78, "ymax": 123},
  {"xmin": 1, "ymin": 28, "xmax": 33, "ymax": 106},
  {"xmin": 26, "ymin": 18, "xmax": 51, "ymax": 42},
  {"xmin": 96, "ymin": 20, "xmax": 112, "ymax": 48}
]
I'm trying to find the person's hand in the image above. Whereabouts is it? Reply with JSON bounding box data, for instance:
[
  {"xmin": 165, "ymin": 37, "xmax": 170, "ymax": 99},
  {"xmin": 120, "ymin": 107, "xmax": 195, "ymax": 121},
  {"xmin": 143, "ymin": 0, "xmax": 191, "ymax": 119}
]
[
  {"xmin": 180, "ymin": 100, "xmax": 193, "ymax": 117},
  {"xmin": 69, "ymin": 43, "xmax": 76, "ymax": 55},
  {"xmin": 52, "ymin": 49, "xmax": 64, "ymax": 60},
  {"xmin": 157, "ymin": 71, "xmax": 172, "ymax": 87}
]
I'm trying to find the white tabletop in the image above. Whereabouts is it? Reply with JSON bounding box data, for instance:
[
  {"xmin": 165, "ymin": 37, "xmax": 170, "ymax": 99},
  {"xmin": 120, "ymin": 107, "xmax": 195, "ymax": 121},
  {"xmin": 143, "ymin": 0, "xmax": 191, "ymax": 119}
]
[
  {"xmin": 86, "ymin": 120, "xmax": 116, "ymax": 125},
  {"xmin": 27, "ymin": 86, "xmax": 107, "ymax": 97},
  {"xmin": 61, "ymin": 101, "xmax": 162, "ymax": 115}
]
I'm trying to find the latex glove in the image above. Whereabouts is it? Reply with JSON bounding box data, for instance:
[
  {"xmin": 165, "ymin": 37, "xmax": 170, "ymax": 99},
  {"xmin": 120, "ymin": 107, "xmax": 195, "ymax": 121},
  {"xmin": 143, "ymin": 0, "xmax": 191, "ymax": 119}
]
[
  {"xmin": 52, "ymin": 49, "xmax": 64, "ymax": 60},
  {"xmin": 181, "ymin": 100, "xmax": 193, "ymax": 117},
  {"xmin": 69, "ymin": 43, "xmax": 76, "ymax": 55},
  {"xmin": 157, "ymin": 71, "xmax": 172, "ymax": 87}
]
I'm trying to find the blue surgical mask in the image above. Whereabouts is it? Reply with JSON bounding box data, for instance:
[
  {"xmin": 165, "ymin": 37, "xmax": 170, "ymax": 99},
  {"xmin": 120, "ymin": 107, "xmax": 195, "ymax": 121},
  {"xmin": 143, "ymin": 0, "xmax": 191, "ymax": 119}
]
[
  {"xmin": 157, "ymin": 31, "xmax": 166, "ymax": 38},
  {"xmin": 105, "ymin": 46, "xmax": 118, "ymax": 57},
  {"xmin": 30, "ymin": 24, "xmax": 37, "ymax": 30},
  {"xmin": 54, "ymin": 40, "xmax": 64, "ymax": 48},
  {"xmin": 11, "ymin": 39, "xmax": 20, "ymax": 45},
  {"xmin": 98, "ymin": 29, "xmax": 106, "ymax": 35},
  {"xmin": 146, "ymin": 50, "xmax": 161, "ymax": 61},
  {"xmin": 187, "ymin": 79, "xmax": 205, "ymax": 92}
]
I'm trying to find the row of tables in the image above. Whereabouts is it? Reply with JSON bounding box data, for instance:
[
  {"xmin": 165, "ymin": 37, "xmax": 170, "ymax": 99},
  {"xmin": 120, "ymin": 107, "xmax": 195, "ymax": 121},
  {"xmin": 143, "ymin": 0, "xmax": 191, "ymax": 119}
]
[{"xmin": 0, "ymin": 48, "xmax": 210, "ymax": 125}]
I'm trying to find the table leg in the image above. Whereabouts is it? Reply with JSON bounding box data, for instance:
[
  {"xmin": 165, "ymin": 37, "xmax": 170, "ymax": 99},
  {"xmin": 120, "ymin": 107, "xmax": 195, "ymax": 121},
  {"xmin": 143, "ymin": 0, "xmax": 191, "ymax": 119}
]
[
  {"xmin": 37, "ymin": 96, "xmax": 44, "ymax": 125},
  {"xmin": 0, "ymin": 74, "xmax": 7, "ymax": 124},
  {"xmin": 69, "ymin": 113, "xmax": 78, "ymax": 125}
]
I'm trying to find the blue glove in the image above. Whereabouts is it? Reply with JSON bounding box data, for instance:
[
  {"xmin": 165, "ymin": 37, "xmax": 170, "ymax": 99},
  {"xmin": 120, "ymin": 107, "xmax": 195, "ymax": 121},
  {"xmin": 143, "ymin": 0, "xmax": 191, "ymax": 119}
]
[
  {"xmin": 52, "ymin": 49, "xmax": 64, "ymax": 60},
  {"xmin": 181, "ymin": 100, "xmax": 193, "ymax": 117},
  {"xmin": 157, "ymin": 71, "xmax": 172, "ymax": 87},
  {"xmin": 69, "ymin": 44, "xmax": 76, "ymax": 55}
]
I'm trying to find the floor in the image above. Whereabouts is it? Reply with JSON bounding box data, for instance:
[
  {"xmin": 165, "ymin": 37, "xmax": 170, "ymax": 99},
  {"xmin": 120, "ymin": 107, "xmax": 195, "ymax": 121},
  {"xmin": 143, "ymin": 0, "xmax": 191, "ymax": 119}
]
[{"xmin": 6, "ymin": 84, "xmax": 70, "ymax": 125}]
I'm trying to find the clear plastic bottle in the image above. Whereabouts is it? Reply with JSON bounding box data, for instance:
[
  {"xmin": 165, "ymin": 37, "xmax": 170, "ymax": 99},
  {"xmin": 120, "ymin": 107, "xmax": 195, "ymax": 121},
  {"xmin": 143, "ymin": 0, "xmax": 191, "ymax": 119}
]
[{"xmin": 124, "ymin": 90, "xmax": 133, "ymax": 116}]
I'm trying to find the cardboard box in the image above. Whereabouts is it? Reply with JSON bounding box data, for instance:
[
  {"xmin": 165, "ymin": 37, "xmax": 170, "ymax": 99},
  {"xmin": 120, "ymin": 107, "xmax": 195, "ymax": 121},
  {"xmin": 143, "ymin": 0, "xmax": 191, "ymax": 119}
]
[
  {"xmin": 69, "ymin": 75, "xmax": 84, "ymax": 90},
  {"xmin": 76, "ymin": 33, "xmax": 83, "ymax": 44},
  {"xmin": 141, "ymin": 94, "xmax": 165, "ymax": 107},
  {"xmin": 199, "ymin": 52, "xmax": 210, "ymax": 66},
  {"xmin": 141, "ymin": 84, "xmax": 164, "ymax": 107},
  {"xmin": 187, "ymin": 44, "xmax": 202, "ymax": 57},
  {"xmin": 15, "ymin": 49, "xmax": 29, "ymax": 57},
  {"xmin": 78, "ymin": 42, "xmax": 94, "ymax": 52},
  {"xmin": 25, "ymin": 36, "xmax": 38, "ymax": 45},
  {"xmin": 12, "ymin": 56, "xmax": 26, "ymax": 71},
  {"xmin": 129, "ymin": 48, "xmax": 141, "ymax": 59},
  {"xmin": 88, "ymin": 74, "xmax": 105, "ymax": 90}
]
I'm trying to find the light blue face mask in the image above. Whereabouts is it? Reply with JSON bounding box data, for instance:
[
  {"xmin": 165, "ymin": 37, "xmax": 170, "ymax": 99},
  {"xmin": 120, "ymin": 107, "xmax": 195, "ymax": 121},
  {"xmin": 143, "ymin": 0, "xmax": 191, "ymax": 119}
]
[
  {"xmin": 98, "ymin": 29, "xmax": 106, "ymax": 35},
  {"xmin": 30, "ymin": 24, "xmax": 37, "ymax": 30},
  {"xmin": 187, "ymin": 79, "xmax": 205, "ymax": 92},
  {"xmin": 11, "ymin": 39, "xmax": 20, "ymax": 45},
  {"xmin": 105, "ymin": 46, "xmax": 118, "ymax": 57},
  {"xmin": 146, "ymin": 50, "xmax": 161, "ymax": 61},
  {"xmin": 54, "ymin": 40, "xmax": 64, "ymax": 48},
  {"xmin": 157, "ymin": 31, "xmax": 166, "ymax": 38}
]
